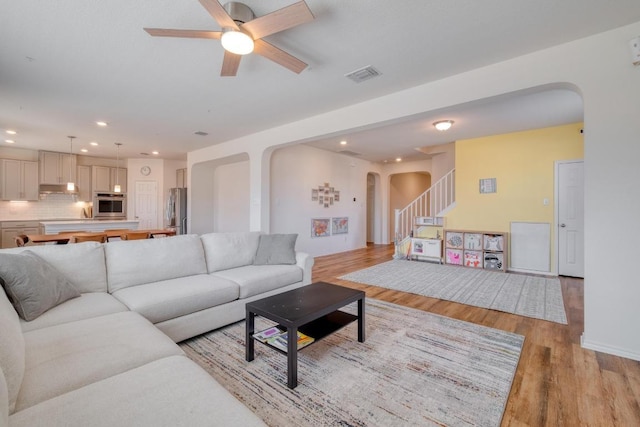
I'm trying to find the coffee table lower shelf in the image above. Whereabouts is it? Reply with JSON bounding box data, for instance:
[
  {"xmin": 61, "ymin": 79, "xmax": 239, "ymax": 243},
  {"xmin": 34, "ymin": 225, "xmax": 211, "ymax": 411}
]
[{"xmin": 253, "ymin": 310, "xmax": 358, "ymax": 355}]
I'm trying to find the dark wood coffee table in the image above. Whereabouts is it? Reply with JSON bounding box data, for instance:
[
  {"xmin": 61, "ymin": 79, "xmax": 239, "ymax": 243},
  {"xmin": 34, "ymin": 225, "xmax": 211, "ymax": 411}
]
[{"xmin": 245, "ymin": 282, "xmax": 365, "ymax": 389}]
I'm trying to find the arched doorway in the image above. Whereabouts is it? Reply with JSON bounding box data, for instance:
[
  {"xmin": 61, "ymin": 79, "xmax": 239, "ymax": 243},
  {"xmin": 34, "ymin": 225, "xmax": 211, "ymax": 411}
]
[{"xmin": 388, "ymin": 172, "xmax": 431, "ymax": 241}]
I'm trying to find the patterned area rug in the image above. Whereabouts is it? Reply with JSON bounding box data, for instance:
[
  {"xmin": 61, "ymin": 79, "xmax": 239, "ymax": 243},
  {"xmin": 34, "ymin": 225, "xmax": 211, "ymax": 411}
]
[
  {"xmin": 181, "ymin": 300, "xmax": 524, "ymax": 427},
  {"xmin": 340, "ymin": 260, "xmax": 567, "ymax": 324}
]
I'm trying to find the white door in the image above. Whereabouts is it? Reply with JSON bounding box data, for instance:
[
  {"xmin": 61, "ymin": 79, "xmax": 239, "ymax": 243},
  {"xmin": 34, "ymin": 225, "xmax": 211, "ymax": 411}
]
[
  {"xmin": 134, "ymin": 181, "xmax": 158, "ymax": 229},
  {"xmin": 557, "ymin": 160, "xmax": 584, "ymax": 277}
]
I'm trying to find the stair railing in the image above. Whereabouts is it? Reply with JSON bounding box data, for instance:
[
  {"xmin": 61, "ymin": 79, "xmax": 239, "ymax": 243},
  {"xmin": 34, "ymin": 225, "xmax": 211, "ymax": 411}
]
[{"xmin": 394, "ymin": 168, "xmax": 455, "ymax": 244}]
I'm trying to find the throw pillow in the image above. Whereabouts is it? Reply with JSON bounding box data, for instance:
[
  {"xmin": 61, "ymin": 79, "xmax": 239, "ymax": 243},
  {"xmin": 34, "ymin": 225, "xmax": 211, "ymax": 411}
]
[
  {"xmin": 0, "ymin": 250, "xmax": 80, "ymax": 321},
  {"xmin": 253, "ymin": 234, "xmax": 298, "ymax": 265}
]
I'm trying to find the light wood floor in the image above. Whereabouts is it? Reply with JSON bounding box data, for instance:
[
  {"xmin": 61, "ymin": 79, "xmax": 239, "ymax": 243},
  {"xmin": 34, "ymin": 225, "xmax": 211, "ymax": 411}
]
[{"xmin": 312, "ymin": 244, "xmax": 640, "ymax": 426}]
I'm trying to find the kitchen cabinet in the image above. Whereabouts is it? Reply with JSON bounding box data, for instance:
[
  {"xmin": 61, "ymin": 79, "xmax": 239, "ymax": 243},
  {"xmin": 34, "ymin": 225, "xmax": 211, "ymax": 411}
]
[
  {"xmin": 77, "ymin": 165, "xmax": 92, "ymax": 201},
  {"xmin": 92, "ymin": 166, "xmax": 127, "ymax": 193},
  {"xmin": 1, "ymin": 221, "xmax": 40, "ymax": 249},
  {"xmin": 39, "ymin": 151, "xmax": 76, "ymax": 185},
  {"xmin": 0, "ymin": 159, "xmax": 39, "ymax": 201},
  {"xmin": 176, "ymin": 168, "xmax": 187, "ymax": 188},
  {"xmin": 111, "ymin": 167, "xmax": 127, "ymax": 193}
]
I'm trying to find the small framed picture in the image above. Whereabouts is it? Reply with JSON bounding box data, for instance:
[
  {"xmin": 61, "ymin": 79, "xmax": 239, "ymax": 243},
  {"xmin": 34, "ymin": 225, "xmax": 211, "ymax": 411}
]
[
  {"xmin": 332, "ymin": 217, "xmax": 348, "ymax": 234},
  {"xmin": 311, "ymin": 218, "xmax": 330, "ymax": 237},
  {"xmin": 311, "ymin": 189, "xmax": 318, "ymax": 201}
]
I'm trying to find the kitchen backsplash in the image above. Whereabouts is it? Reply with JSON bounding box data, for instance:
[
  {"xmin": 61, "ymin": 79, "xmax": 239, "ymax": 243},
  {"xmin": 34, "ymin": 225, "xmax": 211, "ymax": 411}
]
[{"xmin": 0, "ymin": 194, "xmax": 89, "ymax": 220}]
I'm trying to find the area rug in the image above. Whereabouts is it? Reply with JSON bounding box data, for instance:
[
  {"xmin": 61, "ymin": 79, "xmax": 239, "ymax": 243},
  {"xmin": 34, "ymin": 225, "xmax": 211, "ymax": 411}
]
[
  {"xmin": 181, "ymin": 299, "xmax": 524, "ymax": 427},
  {"xmin": 339, "ymin": 259, "xmax": 567, "ymax": 324}
]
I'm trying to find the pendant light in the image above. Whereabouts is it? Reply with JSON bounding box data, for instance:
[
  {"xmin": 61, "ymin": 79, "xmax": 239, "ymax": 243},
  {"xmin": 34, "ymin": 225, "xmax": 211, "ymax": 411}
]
[
  {"xmin": 114, "ymin": 143, "xmax": 122, "ymax": 193},
  {"xmin": 66, "ymin": 136, "xmax": 76, "ymax": 191}
]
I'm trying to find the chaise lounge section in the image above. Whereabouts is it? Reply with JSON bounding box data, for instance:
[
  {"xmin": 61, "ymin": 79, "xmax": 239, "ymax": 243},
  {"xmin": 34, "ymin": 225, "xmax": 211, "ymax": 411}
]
[{"xmin": 0, "ymin": 232, "xmax": 313, "ymax": 426}]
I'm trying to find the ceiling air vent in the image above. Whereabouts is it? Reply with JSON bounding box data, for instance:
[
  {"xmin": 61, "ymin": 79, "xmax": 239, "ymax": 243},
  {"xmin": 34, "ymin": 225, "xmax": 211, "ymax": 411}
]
[
  {"xmin": 194, "ymin": 131, "xmax": 209, "ymax": 136},
  {"xmin": 339, "ymin": 150, "xmax": 361, "ymax": 157},
  {"xmin": 344, "ymin": 65, "xmax": 381, "ymax": 83}
]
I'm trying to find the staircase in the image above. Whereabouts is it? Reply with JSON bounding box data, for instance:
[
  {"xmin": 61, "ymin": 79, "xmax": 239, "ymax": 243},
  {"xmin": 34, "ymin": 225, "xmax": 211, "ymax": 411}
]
[{"xmin": 393, "ymin": 169, "xmax": 456, "ymax": 259}]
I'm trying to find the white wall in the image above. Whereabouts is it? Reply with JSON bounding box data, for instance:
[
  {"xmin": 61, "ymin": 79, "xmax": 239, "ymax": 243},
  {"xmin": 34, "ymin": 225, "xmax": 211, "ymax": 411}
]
[
  {"xmin": 270, "ymin": 145, "xmax": 374, "ymax": 257},
  {"xmin": 189, "ymin": 21, "xmax": 640, "ymax": 360},
  {"xmin": 213, "ymin": 161, "xmax": 250, "ymax": 232}
]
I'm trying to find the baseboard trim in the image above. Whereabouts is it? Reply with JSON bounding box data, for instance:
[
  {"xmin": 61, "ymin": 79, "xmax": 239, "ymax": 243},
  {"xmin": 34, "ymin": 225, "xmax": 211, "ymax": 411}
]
[
  {"xmin": 581, "ymin": 334, "xmax": 640, "ymax": 362},
  {"xmin": 507, "ymin": 267, "xmax": 557, "ymax": 276}
]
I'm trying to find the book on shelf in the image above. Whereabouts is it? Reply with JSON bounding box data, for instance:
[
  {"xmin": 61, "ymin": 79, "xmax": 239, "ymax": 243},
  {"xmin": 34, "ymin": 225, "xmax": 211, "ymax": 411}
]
[
  {"xmin": 266, "ymin": 330, "xmax": 315, "ymax": 352},
  {"xmin": 253, "ymin": 326, "xmax": 284, "ymax": 342}
]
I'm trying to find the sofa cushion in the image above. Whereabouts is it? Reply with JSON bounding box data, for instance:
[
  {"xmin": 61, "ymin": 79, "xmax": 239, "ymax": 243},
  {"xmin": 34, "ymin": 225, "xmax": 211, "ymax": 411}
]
[
  {"xmin": 0, "ymin": 367, "xmax": 8, "ymax": 427},
  {"xmin": 16, "ymin": 311, "xmax": 182, "ymax": 412},
  {"xmin": 8, "ymin": 356, "xmax": 267, "ymax": 427},
  {"xmin": 212, "ymin": 264, "xmax": 304, "ymax": 299},
  {"xmin": 0, "ymin": 288, "xmax": 24, "ymax": 415},
  {"xmin": 1, "ymin": 242, "xmax": 107, "ymax": 293},
  {"xmin": 111, "ymin": 274, "xmax": 239, "ymax": 324},
  {"xmin": 0, "ymin": 251, "xmax": 80, "ymax": 321},
  {"xmin": 253, "ymin": 233, "xmax": 298, "ymax": 265},
  {"xmin": 20, "ymin": 293, "xmax": 128, "ymax": 333},
  {"xmin": 200, "ymin": 231, "xmax": 261, "ymax": 273},
  {"xmin": 105, "ymin": 234, "xmax": 208, "ymax": 293}
]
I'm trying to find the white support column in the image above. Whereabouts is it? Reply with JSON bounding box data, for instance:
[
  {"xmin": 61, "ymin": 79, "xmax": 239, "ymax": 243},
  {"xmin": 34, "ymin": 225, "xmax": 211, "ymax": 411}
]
[{"xmin": 248, "ymin": 147, "xmax": 273, "ymax": 232}]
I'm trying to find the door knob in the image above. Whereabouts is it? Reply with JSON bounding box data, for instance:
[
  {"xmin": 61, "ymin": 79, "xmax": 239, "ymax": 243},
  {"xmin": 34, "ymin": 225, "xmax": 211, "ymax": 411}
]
[{"xmin": 560, "ymin": 223, "xmax": 566, "ymax": 228}]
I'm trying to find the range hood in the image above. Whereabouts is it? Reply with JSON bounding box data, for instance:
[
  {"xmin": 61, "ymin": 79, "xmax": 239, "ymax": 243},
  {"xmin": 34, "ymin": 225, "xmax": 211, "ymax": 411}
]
[{"xmin": 39, "ymin": 184, "xmax": 78, "ymax": 195}]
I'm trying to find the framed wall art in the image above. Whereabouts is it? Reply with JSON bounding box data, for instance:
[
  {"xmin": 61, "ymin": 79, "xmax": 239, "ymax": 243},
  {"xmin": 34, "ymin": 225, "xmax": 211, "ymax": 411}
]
[
  {"xmin": 311, "ymin": 218, "xmax": 330, "ymax": 237},
  {"xmin": 332, "ymin": 217, "xmax": 349, "ymax": 234}
]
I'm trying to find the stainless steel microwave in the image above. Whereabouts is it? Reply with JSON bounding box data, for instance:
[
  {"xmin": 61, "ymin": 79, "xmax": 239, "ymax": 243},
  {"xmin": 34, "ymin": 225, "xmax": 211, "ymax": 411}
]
[{"xmin": 93, "ymin": 192, "xmax": 126, "ymax": 219}]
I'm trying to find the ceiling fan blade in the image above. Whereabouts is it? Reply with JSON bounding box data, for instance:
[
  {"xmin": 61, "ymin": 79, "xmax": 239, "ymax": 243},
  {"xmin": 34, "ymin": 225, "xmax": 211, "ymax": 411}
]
[
  {"xmin": 144, "ymin": 28, "xmax": 222, "ymax": 39},
  {"xmin": 253, "ymin": 39, "xmax": 307, "ymax": 74},
  {"xmin": 242, "ymin": 1, "xmax": 314, "ymax": 40},
  {"xmin": 198, "ymin": 0, "xmax": 238, "ymax": 30},
  {"xmin": 221, "ymin": 50, "xmax": 241, "ymax": 76}
]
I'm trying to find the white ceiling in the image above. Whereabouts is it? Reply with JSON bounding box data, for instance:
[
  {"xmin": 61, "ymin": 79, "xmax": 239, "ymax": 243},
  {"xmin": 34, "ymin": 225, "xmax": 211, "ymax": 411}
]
[{"xmin": 1, "ymin": 1, "xmax": 639, "ymax": 161}]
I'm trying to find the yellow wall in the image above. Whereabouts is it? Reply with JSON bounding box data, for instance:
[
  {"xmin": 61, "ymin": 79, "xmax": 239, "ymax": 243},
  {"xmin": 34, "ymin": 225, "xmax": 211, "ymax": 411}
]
[{"xmin": 445, "ymin": 123, "xmax": 584, "ymax": 269}]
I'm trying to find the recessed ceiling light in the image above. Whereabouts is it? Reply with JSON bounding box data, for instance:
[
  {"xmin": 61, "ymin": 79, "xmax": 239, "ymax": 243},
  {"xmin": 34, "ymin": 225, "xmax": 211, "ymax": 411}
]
[
  {"xmin": 395, "ymin": 157, "xmax": 402, "ymax": 162},
  {"xmin": 96, "ymin": 121, "xmax": 108, "ymax": 127},
  {"xmin": 6, "ymin": 130, "xmax": 16, "ymax": 135},
  {"xmin": 5, "ymin": 139, "xmax": 15, "ymax": 144},
  {"xmin": 340, "ymin": 140, "xmax": 347, "ymax": 145},
  {"xmin": 433, "ymin": 120, "xmax": 454, "ymax": 131},
  {"xmin": 90, "ymin": 141, "xmax": 99, "ymax": 146},
  {"xmin": 80, "ymin": 148, "xmax": 88, "ymax": 153},
  {"xmin": 152, "ymin": 151, "xmax": 159, "ymax": 155}
]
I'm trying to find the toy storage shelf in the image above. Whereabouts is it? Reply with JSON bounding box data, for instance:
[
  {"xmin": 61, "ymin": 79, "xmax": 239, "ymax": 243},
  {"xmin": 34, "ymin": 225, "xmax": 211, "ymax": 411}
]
[{"xmin": 444, "ymin": 229, "xmax": 508, "ymax": 272}]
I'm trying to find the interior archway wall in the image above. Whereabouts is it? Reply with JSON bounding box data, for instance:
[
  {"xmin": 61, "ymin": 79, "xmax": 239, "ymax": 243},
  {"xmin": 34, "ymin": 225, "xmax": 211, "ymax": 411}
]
[
  {"xmin": 190, "ymin": 152, "xmax": 250, "ymax": 235},
  {"xmin": 389, "ymin": 172, "xmax": 431, "ymax": 240}
]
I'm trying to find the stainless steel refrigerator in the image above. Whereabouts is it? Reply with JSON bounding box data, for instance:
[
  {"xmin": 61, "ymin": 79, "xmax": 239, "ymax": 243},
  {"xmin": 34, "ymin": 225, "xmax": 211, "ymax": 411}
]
[{"xmin": 166, "ymin": 188, "xmax": 187, "ymax": 235}]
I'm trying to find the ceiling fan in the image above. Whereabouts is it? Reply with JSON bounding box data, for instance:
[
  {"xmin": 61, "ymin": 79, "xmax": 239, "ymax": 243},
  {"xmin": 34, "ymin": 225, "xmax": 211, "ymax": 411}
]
[{"xmin": 144, "ymin": 0, "xmax": 314, "ymax": 76}]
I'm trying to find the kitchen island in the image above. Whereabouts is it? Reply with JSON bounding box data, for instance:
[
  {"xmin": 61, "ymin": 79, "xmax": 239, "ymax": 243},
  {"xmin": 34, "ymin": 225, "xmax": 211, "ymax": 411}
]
[{"xmin": 40, "ymin": 219, "xmax": 140, "ymax": 234}]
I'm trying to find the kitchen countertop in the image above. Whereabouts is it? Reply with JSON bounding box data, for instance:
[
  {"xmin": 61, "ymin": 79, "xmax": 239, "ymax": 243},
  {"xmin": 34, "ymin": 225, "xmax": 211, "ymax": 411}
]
[
  {"xmin": 39, "ymin": 219, "xmax": 139, "ymax": 225},
  {"xmin": 40, "ymin": 219, "xmax": 141, "ymax": 234}
]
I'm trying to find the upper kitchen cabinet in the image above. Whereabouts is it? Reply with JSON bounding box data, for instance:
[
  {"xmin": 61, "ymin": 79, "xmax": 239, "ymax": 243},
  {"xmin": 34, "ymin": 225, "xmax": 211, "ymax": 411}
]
[
  {"xmin": 76, "ymin": 165, "xmax": 92, "ymax": 201},
  {"xmin": 92, "ymin": 165, "xmax": 127, "ymax": 193},
  {"xmin": 39, "ymin": 151, "xmax": 76, "ymax": 185},
  {"xmin": 176, "ymin": 168, "xmax": 187, "ymax": 188},
  {"xmin": 111, "ymin": 167, "xmax": 127, "ymax": 193},
  {"xmin": 0, "ymin": 159, "xmax": 39, "ymax": 201}
]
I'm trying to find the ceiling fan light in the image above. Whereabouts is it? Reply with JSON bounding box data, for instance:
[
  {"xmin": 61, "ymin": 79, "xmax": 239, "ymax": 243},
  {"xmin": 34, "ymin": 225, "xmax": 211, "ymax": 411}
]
[
  {"xmin": 221, "ymin": 29, "xmax": 254, "ymax": 55},
  {"xmin": 433, "ymin": 120, "xmax": 454, "ymax": 131}
]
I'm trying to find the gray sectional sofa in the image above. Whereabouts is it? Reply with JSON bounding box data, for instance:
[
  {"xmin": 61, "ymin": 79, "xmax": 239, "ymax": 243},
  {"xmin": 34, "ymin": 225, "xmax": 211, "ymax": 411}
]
[{"xmin": 0, "ymin": 232, "xmax": 313, "ymax": 426}]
